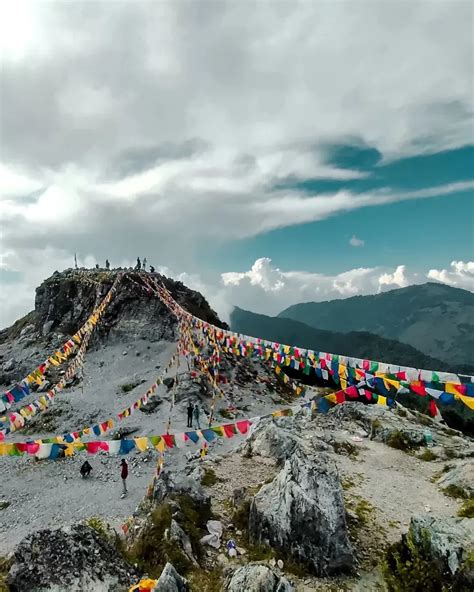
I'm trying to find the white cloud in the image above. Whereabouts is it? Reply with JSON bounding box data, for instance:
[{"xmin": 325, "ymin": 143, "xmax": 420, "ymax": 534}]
[
  {"xmin": 0, "ymin": 2, "xmax": 472, "ymax": 328},
  {"xmin": 378, "ymin": 265, "xmax": 410, "ymax": 289},
  {"xmin": 349, "ymin": 235, "xmax": 365, "ymax": 247},
  {"xmin": 428, "ymin": 260, "xmax": 474, "ymax": 291}
]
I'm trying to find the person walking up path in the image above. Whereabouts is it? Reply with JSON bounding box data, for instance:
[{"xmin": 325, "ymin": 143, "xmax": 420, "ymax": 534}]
[{"xmin": 120, "ymin": 459, "xmax": 128, "ymax": 498}]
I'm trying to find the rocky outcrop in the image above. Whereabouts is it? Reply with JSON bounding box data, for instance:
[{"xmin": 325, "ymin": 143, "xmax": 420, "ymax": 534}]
[
  {"xmin": 226, "ymin": 564, "xmax": 294, "ymax": 592},
  {"xmin": 168, "ymin": 520, "xmax": 198, "ymax": 566},
  {"xmin": 152, "ymin": 563, "xmax": 188, "ymax": 592},
  {"xmin": 152, "ymin": 562, "xmax": 188, "ymax": 592},
  {"xmin": 153, "ymin": 468, "xmax": 210, "ymax": 508},
  {"xmin": 385, "ymin": 516, "xmax": 474, "ymax": 590},
  {"xmin": 7, "ymin": 524, "xmax": 139, "ymax": 592},
  {"xmin": 437, "ymin": 461, "xmax": 474, "ymax": 499},
  {"xmin": 410, "ymin": 516, "xmax": 474, "ymax": 582},
  {"xmin": 240, "ymin": 417, "xmax": 305, "ymax": 462},
  {"xmin": 248, "ymin": 420, "xmax": 354, "ymax": 576}
]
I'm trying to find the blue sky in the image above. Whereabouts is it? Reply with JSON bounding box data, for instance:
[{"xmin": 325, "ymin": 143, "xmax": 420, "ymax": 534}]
[{"xmin": 207, "ymin": 145, "xmax": 474, "ymax": 275}]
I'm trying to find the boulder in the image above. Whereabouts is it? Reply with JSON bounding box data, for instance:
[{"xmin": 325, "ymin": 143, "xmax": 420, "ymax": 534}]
[
  {"xmin": 152, "ymin": 562, "xmax": 188, "ymax": 592},
  {"xmin": 2, "ymin": 357, "xmax": 16, "ymax": 372},
  {"xmin": 226, "ymin": 564, "xmax": 294, "ymax": 592},
  {"xmin": 239, "ymin": 417, "xmax": 305, "ymax": 462},
  {"xmin": 385, "ymin": 516, "xmax": 474, "ymax": 589},
  {"xmin": 153, "ymin": 468, "xmax": 210, "ymax": 508},
  {"xmin": 168, "ymin": 520, "xmax": 198, "ymax": 566},
  {"xmin": 7, "ymin": 524, "xmax": 139, "ymax": 592},
  {"xmin": 249, "ymin": 450, "xmax": 354, "ymax": 576},
  {"xmin": 437, "ymin": 460, "xmax": 474, "ymax": 499}
]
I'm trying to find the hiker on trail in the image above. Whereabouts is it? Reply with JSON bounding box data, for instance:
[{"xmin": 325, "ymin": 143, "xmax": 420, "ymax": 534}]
[
  {"xmin": 186, "ymin": 401, "xmax": 194, "ymax": 428},
  {"xmin": 80, "ymin": 460, "xmax": 92, "ymax": 478},
  {"xmin": 143, "ymin": 257, "xmax": 147, "ymax": 271},
  {"xmin": 149, "ymin": 265, "xmax": 155, "ymax": 273},
  {"xmin": 120, "ymin": 459, "xmax": 128, "ymax": 497},
  {"xmin": 105, "ymin": 259, "xmax": 110, "ymax": 270},
  {"xmin": 135, "ymin": 257, "xmax": 141, "ymax": 271},
  {"xmin": 193, "ymin": 402, "xmax": 201, "ymax": 429}
]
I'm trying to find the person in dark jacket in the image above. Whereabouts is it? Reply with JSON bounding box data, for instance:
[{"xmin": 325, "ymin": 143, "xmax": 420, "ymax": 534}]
[
  {"xmin": 186, "ymin": 401, "xmax": 193, "ymax": 428},
  {"xmin": 120, "ymin": 459, "xmax": 128, "ymax": 497},
  {"xmin": 80, "ymin": 460, "xmax": 92, "ymax": 478}
]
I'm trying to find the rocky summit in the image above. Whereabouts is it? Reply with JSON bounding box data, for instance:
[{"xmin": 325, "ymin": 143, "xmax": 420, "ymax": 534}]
[{"xmin": 0, "ymin": 269, "xmax": 473, "ymax": 592}]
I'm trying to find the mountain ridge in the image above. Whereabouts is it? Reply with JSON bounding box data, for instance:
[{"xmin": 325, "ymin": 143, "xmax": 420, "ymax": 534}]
[
  {"xmin": 278, "ymin": 282, "xmax": 474, "ymax": 367},
  {"xmin": 230, "ymin": 305, "xmax": 458, "ymax": 373}
]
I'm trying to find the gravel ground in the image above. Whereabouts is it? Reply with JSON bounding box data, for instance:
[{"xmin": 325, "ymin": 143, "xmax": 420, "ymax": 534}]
[{"xmin": 0, "ymin": 334, "xmax": 314, "ymax": 554}]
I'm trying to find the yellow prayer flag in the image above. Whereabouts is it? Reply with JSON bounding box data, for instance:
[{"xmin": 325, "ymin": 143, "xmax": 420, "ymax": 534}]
[
  {"xmin": 135, "ymin": 437, "xmax": 149, "ymax": 452},
  {"xmin": 378, "ymin": 395, "xmax": 387, "ymax": 406}
]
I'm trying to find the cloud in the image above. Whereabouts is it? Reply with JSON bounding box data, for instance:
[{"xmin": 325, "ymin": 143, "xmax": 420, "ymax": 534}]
[
  {"xmin": 0, "ymin": 2, "xmax": 472, "ymax": 327},
  {"xmin": 378, "ymin": 265, "xmax": 410, "ymax": 289},
  {"xmin": 349, "ymin": 235, "xmax": 365, "ymax": 247},
  {"xmin": 428, "ymin": 260, "xmax": 474, "ymax": 291}
]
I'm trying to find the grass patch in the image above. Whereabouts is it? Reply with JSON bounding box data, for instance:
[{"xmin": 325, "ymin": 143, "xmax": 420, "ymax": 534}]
[
  {"xmin": 386, "ymin": 430, "xmax": 419, "ymax": 452},
  {"xmin": 458, "ymin": 499, "xmax": 474, "ymax": 518},
  {"xmin": 416, "ymin": 415, "xmax": 433, "ymax": 427},
  {"xmin": 418, "ymin": 449, "xmax": 438, "ymax": 462},
  {"xmin": 333, "ymin": 440, "xmax": 359, "ymax": 458},
  {"xmin": 443, "ymin": 484, "xmax": 468, "ymax": 500},
  {"xmin": 0, "ymin": 556, "xmax": 11, "ymax": 592},
  {"xmin": 121, "ymin": 381, "xmax": 140, "ymax": 393},
  {"xmin": 188, "ymin": 567, "xmax": 224, "ymax": 592},
  {"xmin": 444, "ymin": 448, "xmax": 458, "ymax": 459},
  {"xmin": 341, "ymin": 476, "xmax": 357, "ymax": 490},
  {"xmin": 396, "ymin": 407, "xmax": 408, "ymax": 418},
  {"xmin": 83, "ymin": 516, "xmax": 115, "ymax": 541},
  {"xmin": 218, "ymin": 408, "xmax": 234, "ymax": 420},
  {"xmin": 201, "ymin": 467, "xmax": 220, "ymax": 487},
  {"xmin": 126, "ymin": 494, "xmax": 213, "ymax": 578},
  {"xmin": 383, "ymin": 528, "xmax": 448, "ymax": 591},
  {"xmin": 232, "ymin": 500, "xmax": 251, "ymax": 532}
]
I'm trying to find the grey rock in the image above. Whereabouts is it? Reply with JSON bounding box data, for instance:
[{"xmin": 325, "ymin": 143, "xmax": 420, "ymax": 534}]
[
  {"xmin": 226, "ymin": 564, "xmax": 294, "ymax": 592},
  {"xmin": 408, "ymin": 516, "xmax": 474, "ymax": 586},
  {"xmin": 168, "ymin": 519, "xmax": 198, "ymax": 566},
  {"xmin": 153, "ymin": 468, "xmax": 210, "ymax": 508},
  {"xmin": 42, "ymin": 321, "xmax": 54, "ymax": 336},
  {"xmin": 239, "ymin": 417, "xmax": 306, "ymax": 462},
  {"xmin": 7, "ymin": 523, "xmax": 139, "ymax": 592},
  {"xmin": 152, "ymin": 562, "xmax": 188, "ymax": 592},
  {"xmin": 163, "ymin": 377, "xmax": 176, "ymax": 389},
  {"xmin": 437, "ymin": 461, "xmax": 474, "ymax": 499},
  {"xmin": 249, "ymin": 449, "xmax": 354, "ymax": 576},
  {"xmin": 3, "ymin": 357, "xmax": 16, "ymax": 372}
]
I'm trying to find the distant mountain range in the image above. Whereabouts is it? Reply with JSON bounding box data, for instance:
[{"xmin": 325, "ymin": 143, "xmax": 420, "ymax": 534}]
[
  {"xmin": 230, "ymin": 283, "xmax": 474, "ymax": 374},
  {"xmin": 279, "ymin": 283, "xmax": 474, "ymax": 369}
]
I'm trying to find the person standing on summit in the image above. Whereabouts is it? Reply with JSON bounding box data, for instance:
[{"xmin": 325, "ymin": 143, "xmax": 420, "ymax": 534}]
[
  {"xmin": 135, "ymin": 257, "xmax": 141, "ymax": 271},
  {"xmin": 186, "ymin": 401, "xmax": 193, "ymax": 428},
  {"xmin": 120, "ymin": 459, "xmax": 128, "ymax": 497}
]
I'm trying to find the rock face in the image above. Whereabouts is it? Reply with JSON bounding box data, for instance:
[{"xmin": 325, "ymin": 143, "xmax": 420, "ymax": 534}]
[
  {"xmin": 240, "ymin": 417, "xmax": 305, "ymax": 462},
  {"xmin": 7, "ymin": 524, "xmax": 139, "ymax": 592},
  {"xmin": 226, "ymin": 563, "xmax": 294, "ymax": 592},
  {"xmin": 411, "ymin": 516, "xmax": 474, "ymax": 581},
  {"xmin": 168, "ymin": 519, "xmax": 198, "ymax": 566},
  {"xmin": 247, "ymin": 420, "xmax": 354, "ymax": 576},
  {"xmin": 386, "ymin": 516, "xmax": 474, "ymax": 589},
  {"xmin": 153, "ymin": 468, "xmax": 210, "ymax": 508},
  {"xmin": 152, "ymin": 562, "xmax": 188, "ymax": 592}
]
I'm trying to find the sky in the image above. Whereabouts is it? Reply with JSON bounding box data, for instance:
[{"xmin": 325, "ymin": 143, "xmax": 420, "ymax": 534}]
[{"xmin": 0, "ymin": 0, "xmax": 473, "ymax": 327}]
